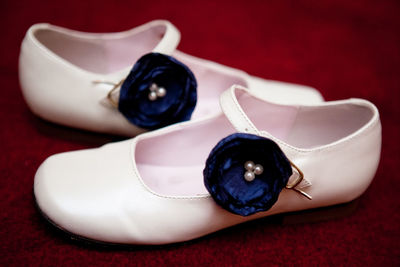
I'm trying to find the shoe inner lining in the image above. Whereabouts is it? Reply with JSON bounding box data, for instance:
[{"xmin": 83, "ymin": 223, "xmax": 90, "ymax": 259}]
[
  {"xmin": 34, "ymin": 25, "xmax": 165, "ymax": 74},
  {"xmin": 34, "ymin": 25, "xmax": 247, "ymax": 120}
]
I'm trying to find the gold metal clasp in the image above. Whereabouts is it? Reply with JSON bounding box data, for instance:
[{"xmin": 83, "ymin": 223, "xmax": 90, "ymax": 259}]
[
  {"xmin": 93, "ymin": 79, "xmax": 125, "ymax": 108},
  {"xmin": 286, "ymin": 161, "xmax": 312, "ymax": 200}
]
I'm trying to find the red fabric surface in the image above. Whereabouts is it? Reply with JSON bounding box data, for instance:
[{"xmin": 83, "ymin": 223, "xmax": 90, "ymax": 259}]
[{"xmin": 1, "ymin": 0, "xmax": 399, "ymax": 266}]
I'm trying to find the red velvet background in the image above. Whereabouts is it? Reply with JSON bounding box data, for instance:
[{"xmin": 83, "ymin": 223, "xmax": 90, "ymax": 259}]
[{"xmin": 1, "ymin": 0, "xmax": 399, "ymax": 266}]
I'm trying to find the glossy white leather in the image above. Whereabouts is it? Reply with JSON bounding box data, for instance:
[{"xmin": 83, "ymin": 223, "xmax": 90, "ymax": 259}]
[
  {"xmin": 19, "ymin": 20, "xmax": 324, "ymax": 136},
  {"xmin": 34, "ymin": 85, "xmax": 381, "ymax": 245}
]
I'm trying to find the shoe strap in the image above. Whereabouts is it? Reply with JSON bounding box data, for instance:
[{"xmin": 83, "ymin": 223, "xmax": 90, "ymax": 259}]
[
  {"xmin": 220, "ymin": 85, "xmax": 312, "ymax": 191},
  {"xmin": 220, "ymin": 85, "xmax": 290, "ymax": 140},
  {"xmin": 220, "ymin": 85, "xmax": 262, "ymax": 136},
  {"xmin": 152, "ymin": 20, "xmax": 181, "ymax": 55},
  {"xmin": 97, "ymin": 21, "xmax": 181, "ymax": 106}
]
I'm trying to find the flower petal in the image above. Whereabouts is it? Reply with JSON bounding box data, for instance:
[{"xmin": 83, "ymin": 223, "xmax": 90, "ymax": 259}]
[
  {"xmin": 204, "ymin": 133, "xmax": 292, "ymax": 216},
  {"xmin": 118, "ymin": 53, "xmax": 197, "ymax": 129}
]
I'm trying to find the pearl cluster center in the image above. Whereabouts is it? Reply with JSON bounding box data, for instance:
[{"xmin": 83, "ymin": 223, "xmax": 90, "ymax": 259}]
[
  {"xmin": 244, "ymin": 161, "xmax": 264, "ymax": 182},
  {"xmin": 148, "ymin": 83, "xmax": 167, "ymax": 101}
]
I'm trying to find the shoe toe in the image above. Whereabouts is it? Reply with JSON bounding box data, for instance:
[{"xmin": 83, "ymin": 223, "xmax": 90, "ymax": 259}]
[{"xmin": 34, "ymin": 140, "xmax": 136, "ymax": 244}]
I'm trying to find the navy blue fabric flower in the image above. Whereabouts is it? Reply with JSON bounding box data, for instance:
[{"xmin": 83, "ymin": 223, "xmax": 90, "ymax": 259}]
[
  {"xmin": 118, "ymin": 53, "xmax": 197, "ymax": 130},
  {"xmin": 204, "ymin": 133, "xmax": 293, "ymax": 216}
]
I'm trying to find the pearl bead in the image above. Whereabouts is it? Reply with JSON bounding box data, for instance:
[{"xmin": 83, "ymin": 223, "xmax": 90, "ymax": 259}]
[
  {"xmin": 150, "ymin": 83, "xmax": 158, "ymax": 92},
  {"xmin": 244, "ymin": 161, "xmax": 255, "ymax": 171},
  {"xmin": 244, "ymin": 171, "xmax": 255, "ymax": 182},
  {"xmin": 156, "ymin": 87, "xmax": 167, "ymax": 97},
  {"xmin": 254, "ymin": 164, "xmax": 264, "ymax": 175},
  {"xmin": 148, "ymin": 91, "xmax": 157, "ymax": 101}
]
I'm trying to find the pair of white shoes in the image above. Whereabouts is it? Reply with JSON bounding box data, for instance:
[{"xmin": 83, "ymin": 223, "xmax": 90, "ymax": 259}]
[{"xmin": 20, "ymin": 20, "xmax": 382, "ymax": 245}]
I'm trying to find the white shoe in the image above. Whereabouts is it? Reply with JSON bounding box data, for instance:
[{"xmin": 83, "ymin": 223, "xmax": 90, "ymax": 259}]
[
  {"xmin": 34, "ymin": 85, "xmax": 381, "ymax": 245},
  {"xmin": 20, "ymin": 20, "xmax": 323, "ymax": 135}
]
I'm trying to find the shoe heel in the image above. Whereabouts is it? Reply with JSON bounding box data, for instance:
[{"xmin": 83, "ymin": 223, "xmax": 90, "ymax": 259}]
[{"xmin": 281, "ymin": 198, "xmax": 360, "ymax": 225}]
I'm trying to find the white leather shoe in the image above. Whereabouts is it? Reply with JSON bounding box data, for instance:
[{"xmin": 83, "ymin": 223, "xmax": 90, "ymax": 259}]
[
  {"xmin": 34, "ymin": 85, "xmax": 381, "ymax": 245},
  {"xmin": 19, "ymin": 20, "xmax": 323, "ymax": 135}
]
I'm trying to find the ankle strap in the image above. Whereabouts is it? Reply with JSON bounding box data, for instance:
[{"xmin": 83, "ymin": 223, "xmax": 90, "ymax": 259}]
[
  {"xmin": 152, "ymin": 20, "xmax": 181, "ymax": 55},
  {"xmin": 220, "ymin": 85, "xmax": 261, "ymax": 135}
]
